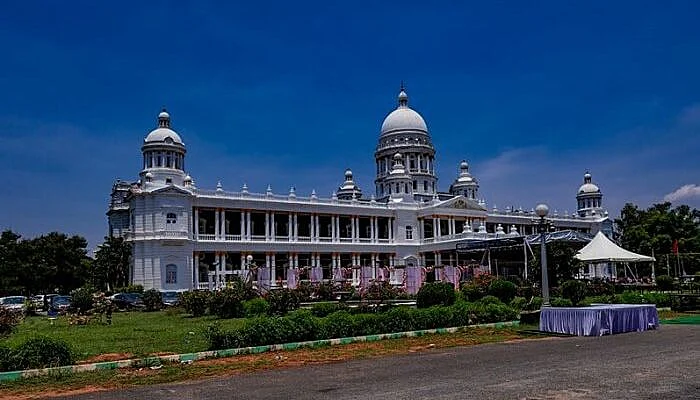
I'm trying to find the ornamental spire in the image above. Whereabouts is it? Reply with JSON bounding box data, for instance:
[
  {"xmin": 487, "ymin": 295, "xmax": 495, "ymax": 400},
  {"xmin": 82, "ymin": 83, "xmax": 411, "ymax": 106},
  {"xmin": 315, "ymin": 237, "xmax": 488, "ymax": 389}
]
[{"xmin": 398, "ymin": 82, "xmax": 408, "ymax": 107}]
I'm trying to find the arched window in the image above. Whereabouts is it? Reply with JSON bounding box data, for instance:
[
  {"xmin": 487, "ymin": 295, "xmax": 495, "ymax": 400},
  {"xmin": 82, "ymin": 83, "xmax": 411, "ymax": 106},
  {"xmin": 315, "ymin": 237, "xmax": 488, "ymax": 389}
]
[
  {"xmin": 166, "ymin": 213, "xmax": 177, "ymax": 224},
  {"xmin": 165, "ymin": 264, "xmax": 177, "ymax": 284}
]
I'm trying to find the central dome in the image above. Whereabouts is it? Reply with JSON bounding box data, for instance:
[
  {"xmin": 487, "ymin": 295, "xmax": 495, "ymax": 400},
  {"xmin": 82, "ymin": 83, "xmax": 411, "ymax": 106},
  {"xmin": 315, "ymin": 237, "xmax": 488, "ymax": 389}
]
[
  {"xmin": 380, "ymin": 88, "xmax": 428, "ymax": 135},
  {"xmin": 144, "ymin": 109, "xmax": 184, "ymax": 145}
]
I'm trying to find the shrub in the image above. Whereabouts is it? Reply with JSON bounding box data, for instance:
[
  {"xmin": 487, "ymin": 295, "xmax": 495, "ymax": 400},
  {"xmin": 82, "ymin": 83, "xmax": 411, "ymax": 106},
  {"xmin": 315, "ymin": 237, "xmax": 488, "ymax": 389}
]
[
  {"xmin": 416, "ymin": 282, "xmax": 456, "ymax": 308},
  {"xmin": 364, "ymin": 281, "xmax": 403, "ymax": 302},
  {"xmin": 351, "ymin": 313, "xmax": 382, "ymax": 335},
  {"xmin": 460, "ymin": 284, "xmax": 485, "ymax": 302},
  {"xmin": 115, "ymin": 284, "xmax": 144, "ymax": 294},
  {"xmin": 655, "ymin": 275, "xmax": 674, "ymax": 291},
  {"xmin": 379, "ymin": 307, "xmax": 415, "ymax": 333},
  {"xmin": 313, "ymin": 282, "xmax": 336, "ymax": 301},
  {"xmin": 321, "ymin": 311, "xmax": 355, "ymax": 339},
  {"xmin": 0, "ymin": 308, "xmax": 21, "ymax": 337},
  {"xmin": 643, "ymin": 292, "xmax": 671, "ymax": 307},
  {"xmin": 204, "ymin": 323, "xmax": 243, "ymax": 350},
  {"xmin": 70, "ymin": 286, "xmax": 95, "ymax": 315},
  {"xmin": 180, "ymin": 291, "xmax": 209, "ymax": 317},
  {"xmin": 414, "ymin": 306, "xmax": 454, "ymax": 330},
  {"xmin": 0, "ymin": 344, "xmax": 14, "ymax": 372},
  {"xmin": 550, "ymin": 297, "xmax": 573, "ymax": 307},
  {"xmin": 12, "ymin": 337, "xmax": 74, "ymax": 370},
  {"xmin": 488, "ymin": 279, "xmax": 517, "ymax": 303},
  {"xmin": 561, "ymin": 280, "xmax": 588, "ymax": 306},
  {"xmin": 243, "ymin": 298, "xmax": 270, "ymax": 317},
  {"xmin": 266, "ymin": 289, "xmax": 301, "ymax": 316},
  {"xmin": 477, "ymin": 295, "xmax": 504, "ymax": 306},
  {"xmin": 586, "ymin": 279, "xmax": 614, "ymax": 296},
  {"xmin": 285, "ymin": 310, "xmax": 322, "ymax": 342},
  {"xmin": 310, "ymin": 302, "xmax": 347, "ymax": 318},
  {"xmin": 516, "ymin": 286, "xmax": 534, "ymax": 299},
  {"xmin": 142, "ymin": 289, "xmax": 163, "ymax": 312},
  {"xmin": 209, "ymin": 288, "xmax": 245, "ymax": 319},
  {"xmin": 465, "ymin": 302, "xmax": 518, "ymax": 324},
  {"xmin": 509, "ymin": 296, "xmax": 528, "ymax": 311}
]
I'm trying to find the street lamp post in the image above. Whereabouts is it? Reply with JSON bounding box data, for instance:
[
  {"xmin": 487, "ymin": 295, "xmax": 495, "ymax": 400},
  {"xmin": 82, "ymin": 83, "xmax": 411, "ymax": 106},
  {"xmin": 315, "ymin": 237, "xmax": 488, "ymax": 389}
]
[{"xmin": 535, "ymin": 204, "xmax": 550, "ymax": 307}]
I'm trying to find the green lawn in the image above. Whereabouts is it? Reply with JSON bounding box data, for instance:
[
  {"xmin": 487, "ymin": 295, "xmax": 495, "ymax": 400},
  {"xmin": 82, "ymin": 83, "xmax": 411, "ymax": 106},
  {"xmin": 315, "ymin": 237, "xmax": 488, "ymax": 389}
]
[{"xmin": 2, "ymin": 311, "xmax": 245, "ymax": 361}]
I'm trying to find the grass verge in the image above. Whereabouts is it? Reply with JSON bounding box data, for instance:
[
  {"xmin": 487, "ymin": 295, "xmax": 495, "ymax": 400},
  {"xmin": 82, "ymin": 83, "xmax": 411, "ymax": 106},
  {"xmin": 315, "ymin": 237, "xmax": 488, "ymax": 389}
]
[{"xmin": 0, "ymin": 327, "xmax": 534, "ymax": 399}]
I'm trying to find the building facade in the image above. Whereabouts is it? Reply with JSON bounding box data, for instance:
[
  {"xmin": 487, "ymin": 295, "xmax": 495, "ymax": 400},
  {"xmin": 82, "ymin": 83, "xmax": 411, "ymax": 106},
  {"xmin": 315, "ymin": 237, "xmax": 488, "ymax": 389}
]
[{"xmin": 108, "ymin": 88, "xmax": 610, "ymax": 291}]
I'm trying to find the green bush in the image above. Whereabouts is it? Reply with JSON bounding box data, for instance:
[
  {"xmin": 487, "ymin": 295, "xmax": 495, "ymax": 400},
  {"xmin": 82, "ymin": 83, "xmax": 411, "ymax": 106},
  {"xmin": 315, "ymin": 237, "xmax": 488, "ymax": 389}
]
[
  {"xmin": 142, "ymin": 289, "xmax": 163, "ymax": 312},
  {"xmin": 0, "ymin": 307, "xmax": 21, "ymax": 337},
  {"xmin": 209, "ymin": 288, "xmax": 245, "ymax": 319},
  {"xmin": 477, "ymin": 295, "xmax": 504, "ymax": 306},
  {"xmin": 525, "ymin": 297, "xmax": 543, "ymax": 311},
  {"xmin": 243, "ymin": 298, "xmax": 270, "ymax": 317},
  {"xmin": 12, "ymin": 337, "xmax": 74, "ymax": 370},
  {"xmin": 414, "ymin": 306, "xmax": 454, "ymax": 330},
  {"xmin": 266, "ymin": 289, "xmax": 301, "ymax": 316},
  {"xmin": 516, "ymin": 286, "xmax": 535, "ymax": 299},
  {"xmin": 115, "ymin": 284, "xmax": 144, "ymax": 294},
  {"xmin": 179, "ymin": 291, "xmax": 209, "ymax": 317},
  {"xmin": 416, "ymin": 282, "xmax": 456, "ymax": 308},
  {"xmin": 309, "ymin": 302, "xmax": 347, "ymax": 318},
  {"xmin": 70, "ymin": 285, "xmax": 95, "ymax": 315},
  {"xmin": 313, "ymin": 282, "xmax": 336, "ymax": 301},
  {"xmin": 465, "ymin": 302, "xmax": 518, "ymax": 324},
  {"xmin": 550, "ymin": 297, "xmax": 573, "ymax": 307},
  {"xmin": 561, "ymin": 280, "xmax": 588, "ymax": 306},
  {"xmin": 0, "ymin": 344, "xmax": 14, "ymax": 372},
  {"xmin": 460, "ymin": 284, "xmax": 486, "ymax": 302},
  {"xmin": 655, "ymin": 275, "xmax": 674, "ymax": 291},
  {"xmin": 643, "ymin": 292, "xmax": 671, "ymax": 307},
  {"xmin": 380, "ymin": 307, "xmax": 415, "ymax": 333},
  {"xmin": 285, "ymin": 310, "xmax": 322, "ymax": 342},
  {"xmin": 351, "ymin": 313, "xmax": 382, "ymax": 335},
  {"xmin": 509, "ymin": 296, "xmax": 528, "ymax": 311},
  {"xmin": 586, "ymin": 280, "xmax": 614, "ymax": 296},
  {"xmin": 321, "ymin": 311, "xmax": 355, "ymax": 339},
  {"xmin": 488, "ymin": 279, "xmax": 517, "ymax": 303}
]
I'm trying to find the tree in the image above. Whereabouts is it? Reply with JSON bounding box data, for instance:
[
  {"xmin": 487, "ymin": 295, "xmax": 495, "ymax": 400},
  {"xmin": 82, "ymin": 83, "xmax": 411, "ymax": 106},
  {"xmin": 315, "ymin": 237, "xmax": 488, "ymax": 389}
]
[
  {"xmin": 22, "ymin": 232, "xmax": 90, "ymax": 294},
  {"xmin": 93, "ymin": 236, "xmax": 131, "ymax": 291},
  {"xmin": 615, "ymin": 202, "xmax": 700, "ymax": 276},
  {"xmin": 528, "ymin": 241, "xmax": 584, "ymax": 287}
]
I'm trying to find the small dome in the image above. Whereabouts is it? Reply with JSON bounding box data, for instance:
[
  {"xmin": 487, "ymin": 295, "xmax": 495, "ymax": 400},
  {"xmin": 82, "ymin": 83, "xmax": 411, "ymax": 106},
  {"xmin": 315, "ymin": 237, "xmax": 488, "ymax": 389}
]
[
  {"xmin": 381, "ymin": 107, "xmax": 428, "ymax": 135},
  {"xmin": 460, "ymin": 160, "xmax": 469, "ymax": 170},
  {"xmin": 145, "ymin": 109, "xmax": 184, "ymax": 145},
  {"xmin": 393, "ymin": 153, "xmax": 403, "ymax": 160},
  {"xmin": 578, "ymin": 183, "xmax": 600, "ymax": 194},
  {"xmin": 380, "ymin": 87, "xmax": 428, "ymax": 135},
  {"xmin": 344, "ymin": 169, "xmax": 353, "ymax": 179},
  {"xmin": 184, "ymin": 174, "xmax": 192, "ymax": 182}
]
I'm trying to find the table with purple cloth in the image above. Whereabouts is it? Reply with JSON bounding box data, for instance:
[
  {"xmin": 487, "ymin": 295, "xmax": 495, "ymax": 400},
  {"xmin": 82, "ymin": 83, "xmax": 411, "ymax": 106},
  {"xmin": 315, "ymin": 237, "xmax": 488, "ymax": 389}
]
[{"xmin": 539, "ymin": 304, "xmax": 659, "ymax": 336}]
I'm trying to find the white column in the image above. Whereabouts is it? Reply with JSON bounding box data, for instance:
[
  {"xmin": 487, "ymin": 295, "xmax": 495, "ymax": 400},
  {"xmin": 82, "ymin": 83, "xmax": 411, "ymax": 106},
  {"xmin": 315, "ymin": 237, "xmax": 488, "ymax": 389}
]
[
  {"xmin": 288, "ymin": 213, "xmax": 293, "ymax": 241},
  {"xmin": 449, "ymin": 217, "xmax": 455, "ymax": 236},
  {"xmin": 331, "ymin": 216, "xmax": 337, "ymax": 241},
  {"xmin": 193, "ymin": 252, "xmax": 199, "ymax": 288},
  {"xmin": 240, "ymin": 211, "xmax": 245, "ymax": 239},
  {"xmin": 389, "ymin": 218, "xmax": 394, "ymax": 242},
  {"xmin": 314, "ymin": 215, "xmax": 320, "ymax": 242},
  {"xmin": 194, "ymin": 208, "xmax": 199, "ymax": 239},
  {"xmin": 332, "ymin": 253, "xmax": 337, "ymax": 268},
  {"xmin": 246, "ymin": 211, "xmax": 251, "ymax": 240},
  {"xmin": 271, "ymin": 254, "xmax": 276, "ymax": 285},
  {"xmin": 221, "ymin": 210, "xmax": 226, "ymax": 239},
  {"xmin": 293, "ymin": 213, "xmax": 298, "ymax": 241},
  {"xmin": 436, "ymin": 217, "xmax": 442, "ymax": 237},
  {"xmin": 351, "ymin": 216, "xmax": 356, "ymax": 242},
  {"xmin": 370, "ymin": 217, "xmax": 375, "ymax": 242},
  {"xmin": 271, "ymin": 212, "xmax": 276, "ymax": 240},
  {"xmin": 265, "ymin": 212, "xmax": 270, "ymax": 241},
  {"xmin": 214, "ymin": 209, "xmax": 220, "ymax": 240}
]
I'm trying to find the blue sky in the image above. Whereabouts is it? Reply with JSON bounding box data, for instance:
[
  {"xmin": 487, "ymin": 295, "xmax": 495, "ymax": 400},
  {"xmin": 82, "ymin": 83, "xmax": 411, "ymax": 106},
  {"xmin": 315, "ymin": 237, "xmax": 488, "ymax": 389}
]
[{"xmin": 1, "ymin": 1, "xmax": 699, "ymax": 249}]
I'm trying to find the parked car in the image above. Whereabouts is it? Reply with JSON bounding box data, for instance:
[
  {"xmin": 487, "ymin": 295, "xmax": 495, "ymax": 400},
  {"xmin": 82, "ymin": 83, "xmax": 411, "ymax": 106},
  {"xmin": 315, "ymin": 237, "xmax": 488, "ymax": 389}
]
[
  {"xmin": 49, "ymin": 295, "xmax": 72, "ymax": 314},
  {"xmin": 161, "ymin": 291, "xmax": 180, "ymax": 307},
  {"xmin": 110, "ymin": 293, "xmax": 145, "ymax": 310},
  {"xmin": 31, "ymin": 294, "xmax": 58, "ymax": 311},
  {"xmin": 0, "ymin": 296, "xmax": 27, "ymax": 313}
]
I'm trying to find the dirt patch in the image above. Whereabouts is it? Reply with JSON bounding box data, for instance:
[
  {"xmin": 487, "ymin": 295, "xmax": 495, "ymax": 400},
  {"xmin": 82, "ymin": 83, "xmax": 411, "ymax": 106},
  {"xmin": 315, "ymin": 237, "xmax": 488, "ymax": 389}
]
[{"xmin": 79, "ymin": 353, "xmax": 133, "ymax": 364}]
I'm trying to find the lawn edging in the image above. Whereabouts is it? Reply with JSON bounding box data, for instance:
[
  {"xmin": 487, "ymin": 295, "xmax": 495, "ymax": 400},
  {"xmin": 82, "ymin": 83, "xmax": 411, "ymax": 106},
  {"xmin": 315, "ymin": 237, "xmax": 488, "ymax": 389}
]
[{"xmin": 0, "ymin": 320, "xmax": 519, "ymax": 382}]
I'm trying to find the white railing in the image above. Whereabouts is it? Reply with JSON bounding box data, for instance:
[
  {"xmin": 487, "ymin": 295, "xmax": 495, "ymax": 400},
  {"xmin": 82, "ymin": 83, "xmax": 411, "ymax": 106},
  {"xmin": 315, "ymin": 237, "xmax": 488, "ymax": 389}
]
[
  {"xmin": 198, "ymin": 234, "xmax": 216, "ymax": 241},
  {"xmin": 296, "ymin": 237, "xmax": 311, "ymax": 242},
  {"xmin": 225, "ymin": 234, "xmax": 242, "ymax": 241}
]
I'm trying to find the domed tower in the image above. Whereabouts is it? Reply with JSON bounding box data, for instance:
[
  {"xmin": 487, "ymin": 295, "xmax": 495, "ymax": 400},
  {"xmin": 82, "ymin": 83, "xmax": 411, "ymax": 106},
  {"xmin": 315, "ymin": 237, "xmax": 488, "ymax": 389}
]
[
  {"xmin": 384, "ymin": 153, "xmax": 414, "ymax": 202},
  {"xmin": 336, "ymin": 169, "xmax": 362, "ymax": 200},
  {"xmin": 374, "ymin": 85, "xmax": 437, "ymax": 201},
  {"xmin": 576, "ymin": 171, "xmax": 603, "ymax": 217},
  {"xmin": 449, "ymin": 160, "xmax": 479, "ymax": 200},
  {"xmin": 140, "ymin": 109, "xmax": 187, "ymax": 187}
]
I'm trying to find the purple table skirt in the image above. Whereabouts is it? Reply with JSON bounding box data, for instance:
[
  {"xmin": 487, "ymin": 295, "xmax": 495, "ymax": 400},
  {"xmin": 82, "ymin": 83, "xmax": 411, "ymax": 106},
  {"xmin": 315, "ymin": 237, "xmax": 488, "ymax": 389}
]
[{"xmin": 539, "ymin": 304, "xmax": 659, "ymax": 336}]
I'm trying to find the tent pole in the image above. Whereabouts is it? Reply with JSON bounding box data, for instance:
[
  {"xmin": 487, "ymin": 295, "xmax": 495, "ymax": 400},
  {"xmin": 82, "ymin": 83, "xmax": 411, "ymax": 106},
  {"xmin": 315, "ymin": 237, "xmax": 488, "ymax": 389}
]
[{"xmin": 523, "ymin": 240, "xmax": 528, "ymax": 282}]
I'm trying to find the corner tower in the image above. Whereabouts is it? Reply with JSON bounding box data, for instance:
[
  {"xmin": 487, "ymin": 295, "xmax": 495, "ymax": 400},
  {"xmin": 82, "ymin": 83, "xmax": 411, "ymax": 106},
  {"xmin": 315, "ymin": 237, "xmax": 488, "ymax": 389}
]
[
  {"xmin": 576, "ymin": 171, "xmax": 603, "ymax": 217},
  {"xmin": 374, "ymin": 85, "xmax": 437, "ymax": 201},
  {"xmin": 140, "ymin": 109, "xmax": 187, "ymax": 187}
]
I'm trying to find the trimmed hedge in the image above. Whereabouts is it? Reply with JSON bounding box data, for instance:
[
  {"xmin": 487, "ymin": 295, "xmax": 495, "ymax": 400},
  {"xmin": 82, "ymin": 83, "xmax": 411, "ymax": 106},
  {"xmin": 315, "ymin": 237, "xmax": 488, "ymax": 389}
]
[
  {"xmin": 0, "ymin": 337, "xmax": 74, "ymax": 372},
  {"xmin": 205, "ymin": 301, "xmax": 518, "ymax": 350},
  {"xmin": 488, "ymin": 279, "xmax": 517, "ymax": 303},
  {"xmin": 416, "ymin": 282, "xmax": 456, "ymax": 308},
  {"xmin": 562, "ymin": 280, "xmax": 587, "ymax": 306}
]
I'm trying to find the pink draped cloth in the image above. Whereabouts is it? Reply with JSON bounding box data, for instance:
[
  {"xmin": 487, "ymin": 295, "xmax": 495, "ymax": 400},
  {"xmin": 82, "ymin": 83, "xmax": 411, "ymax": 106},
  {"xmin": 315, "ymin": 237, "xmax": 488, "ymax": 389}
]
[
  {"xmin": 443, "ymin": 266, "xmax": 461, "ymax": 289},
  {"xmin": 287, "ymin": 268, "xmax": 298, "ymax": 289},
  {"xmin": 405, "ymin": 265, "xmax": 422, "ymax": 295},
  {"xmin": 360, "ymin": 266, "xmax": 373, "ymax": 289},
  {"xmin": 333, "ymin": 266, "xmax": 344, "ymax": 281},
  {"xmin": 310, "ymin": 266, "xmax": 323, "ymax": 282}
]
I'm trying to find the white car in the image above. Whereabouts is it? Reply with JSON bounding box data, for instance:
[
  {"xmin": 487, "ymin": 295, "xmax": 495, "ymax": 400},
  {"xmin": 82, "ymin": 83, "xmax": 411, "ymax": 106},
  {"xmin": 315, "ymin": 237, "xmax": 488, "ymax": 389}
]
[{"xmin": 0, "ymin": 296, "xmax": 27, "ymax": 313}]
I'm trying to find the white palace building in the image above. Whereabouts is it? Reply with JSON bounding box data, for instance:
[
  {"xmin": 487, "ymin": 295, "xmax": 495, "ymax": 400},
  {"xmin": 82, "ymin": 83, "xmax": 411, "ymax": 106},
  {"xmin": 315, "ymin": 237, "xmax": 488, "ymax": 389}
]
[{"xmin": 108, "ymin": 87, "xmax": 611, "ymax": 291}]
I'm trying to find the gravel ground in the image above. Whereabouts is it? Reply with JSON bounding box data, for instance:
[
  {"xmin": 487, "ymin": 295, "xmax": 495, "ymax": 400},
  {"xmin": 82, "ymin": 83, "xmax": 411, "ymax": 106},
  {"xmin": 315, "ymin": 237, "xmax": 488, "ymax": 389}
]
[{"xmin": 69, "ymin": 325, "xmax": 699, "ymax": 400}]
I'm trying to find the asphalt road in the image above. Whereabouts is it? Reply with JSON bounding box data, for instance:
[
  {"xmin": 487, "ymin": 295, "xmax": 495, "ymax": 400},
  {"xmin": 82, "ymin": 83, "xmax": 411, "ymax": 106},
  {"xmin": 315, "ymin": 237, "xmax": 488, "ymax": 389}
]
[{"xmin": 69, "ymin": 325, "xmax": 699, "ymax": 400}]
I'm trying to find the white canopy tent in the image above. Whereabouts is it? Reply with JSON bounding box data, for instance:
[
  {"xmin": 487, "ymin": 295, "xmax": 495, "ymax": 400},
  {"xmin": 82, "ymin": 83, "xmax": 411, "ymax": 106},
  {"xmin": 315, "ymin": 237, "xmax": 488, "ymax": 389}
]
[
  {"xmin": 575, "ymin": 232, "xmax": 655, "ymax": 263},
  {"xmin": 575, "ymin": 232, "xmax": 655, "ymax": 280}
]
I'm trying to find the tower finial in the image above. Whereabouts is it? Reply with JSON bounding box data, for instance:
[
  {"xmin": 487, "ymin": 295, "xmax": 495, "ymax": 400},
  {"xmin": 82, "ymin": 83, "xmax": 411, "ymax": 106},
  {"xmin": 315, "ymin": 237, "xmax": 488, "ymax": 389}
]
[{"xmin": 398, "ymin": 82, "xmax": 408, "ymax": 107}]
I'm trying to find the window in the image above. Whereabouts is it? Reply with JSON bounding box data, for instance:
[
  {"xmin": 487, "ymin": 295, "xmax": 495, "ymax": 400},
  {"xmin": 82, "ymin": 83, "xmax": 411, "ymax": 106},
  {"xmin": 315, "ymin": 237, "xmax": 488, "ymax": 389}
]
[
  {"xmin": 413, "ymin": 180, "xmax": 417, "ymax": 190},
  {"xmin": 405, "ymin": 226, "xmax": 413, "ymax": 240},
  {"xmin": 165, "ymin": 264, "xmax": 177, "ymax": 284},
  {"xmin": 424, "ymin": 181, "xmax": 428, "ymax": 191},
  {"xmin": 166, "ymin": 213, "xmax": 177, "ymax": 224},
  {"xmin": 165, "ymin": 178, "xmax": 172, "ymax": 185}
]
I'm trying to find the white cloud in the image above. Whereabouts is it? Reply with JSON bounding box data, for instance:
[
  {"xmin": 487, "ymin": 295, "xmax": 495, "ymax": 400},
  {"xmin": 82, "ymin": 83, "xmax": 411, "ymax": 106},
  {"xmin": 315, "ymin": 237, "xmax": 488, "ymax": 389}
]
[{"xmin": 664, "ymin": 184, "xmax": 700, "ymax": 203}]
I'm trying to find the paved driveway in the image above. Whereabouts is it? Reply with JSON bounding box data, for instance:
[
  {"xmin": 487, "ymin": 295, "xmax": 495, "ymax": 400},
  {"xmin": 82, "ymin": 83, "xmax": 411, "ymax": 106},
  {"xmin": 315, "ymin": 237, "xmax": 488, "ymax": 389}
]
[{"xmin": 69, "ymin": 325, "xmax": 699, "ymax": 400}]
